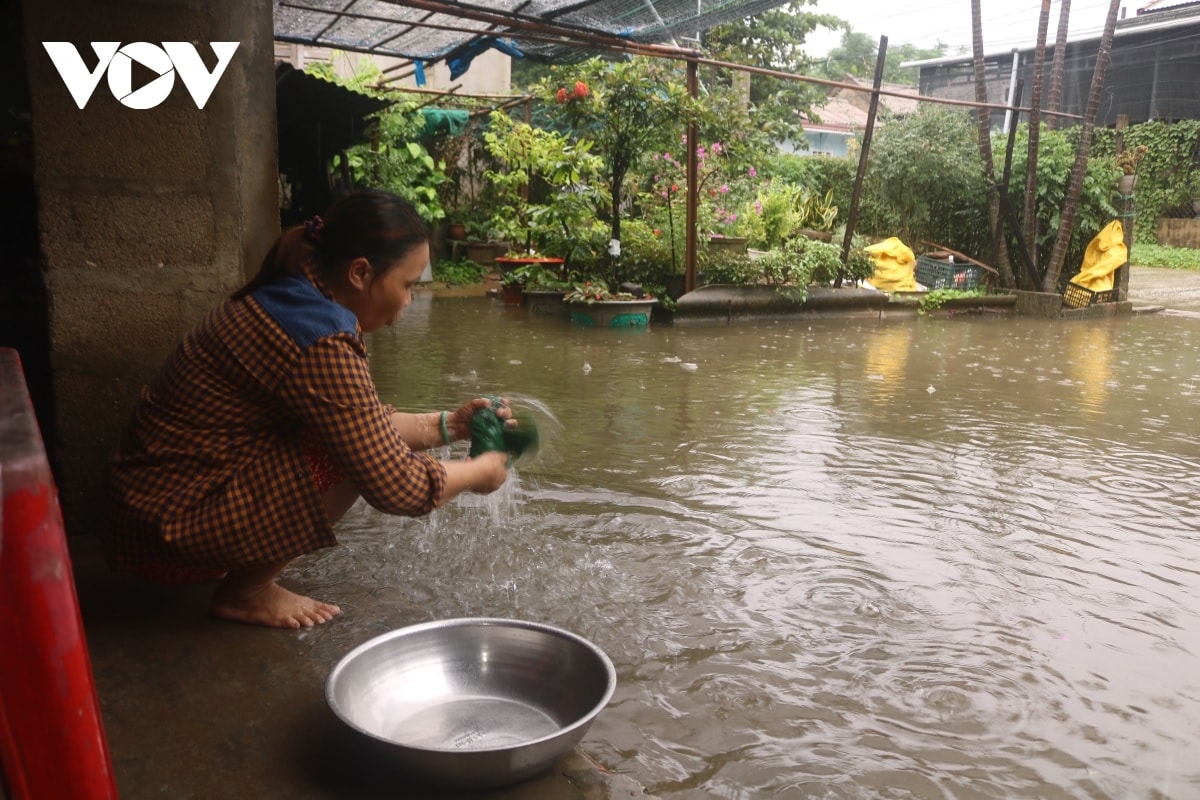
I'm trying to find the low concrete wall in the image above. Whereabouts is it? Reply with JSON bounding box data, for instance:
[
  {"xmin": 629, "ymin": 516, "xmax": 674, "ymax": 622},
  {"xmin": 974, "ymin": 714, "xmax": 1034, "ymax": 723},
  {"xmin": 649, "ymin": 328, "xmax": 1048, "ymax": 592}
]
[
  {"xmin": 673, "ymin": 285, "xmax": 888, "ymax": 324},
  {"xmin": 1156, "ymin": 217, "xmax": 1200, "ymax": 249}
]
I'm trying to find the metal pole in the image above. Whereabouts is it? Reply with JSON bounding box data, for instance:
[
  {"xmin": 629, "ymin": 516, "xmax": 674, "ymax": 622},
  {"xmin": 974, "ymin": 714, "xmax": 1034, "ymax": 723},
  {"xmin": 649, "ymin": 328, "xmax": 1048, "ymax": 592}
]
[
  {"xmin": 1003, "ymin": 49, "xmax": 1020, "ymax": 134},
  {"xmin": 837, "ymin": 35, "xmax": 887, "ymax": 287}
]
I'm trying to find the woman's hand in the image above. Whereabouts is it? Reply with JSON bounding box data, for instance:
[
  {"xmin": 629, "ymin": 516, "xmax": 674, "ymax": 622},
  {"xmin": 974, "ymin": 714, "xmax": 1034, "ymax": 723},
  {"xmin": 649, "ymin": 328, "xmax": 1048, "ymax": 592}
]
[
  {"xmin": 447, "ymin": 396, "xmax": 514, "ymax": 442},
  {"xmin": 438, "ymin": 450, "xmax": 509, "ymax": 505}
]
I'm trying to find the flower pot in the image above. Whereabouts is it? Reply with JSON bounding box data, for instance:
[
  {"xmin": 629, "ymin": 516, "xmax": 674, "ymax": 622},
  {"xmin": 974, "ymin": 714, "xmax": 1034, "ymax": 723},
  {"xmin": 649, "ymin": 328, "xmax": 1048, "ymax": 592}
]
[
  {"xmin": 465, "ymin": 241, "xmax": 499, "ymax": 266},
  {"xmin": 525, "ymin": 289, "xmax": 569, "ymax": 317},
  {"xmin": 501, "ymin": 284, "xmax": 525, "ymax": 307},
  {"xmin": 797, "ymin": 229, "xmax": 833, "ymax": 243},
  {"xmin": 567, "ymin": 298, "xmax": 658, "ymax": 328},
  {"xmin": 447, "ymin": 222, "xmax": 467, "ymax": 240},
  {"xmin": 1117, "ymin": 174, "xmax": 1137, "ymax": 194},
  {"xmin": 707, "ymin": 235, "xmax": 749, "ymax": 255}
]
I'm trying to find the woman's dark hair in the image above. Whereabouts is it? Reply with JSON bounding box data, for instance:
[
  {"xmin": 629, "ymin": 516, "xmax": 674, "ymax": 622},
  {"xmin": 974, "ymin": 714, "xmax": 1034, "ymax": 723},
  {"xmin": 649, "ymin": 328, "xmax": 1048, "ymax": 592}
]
[{"xmin": 233, "ymin": 190, "xmax": 429, "ymax": 299}]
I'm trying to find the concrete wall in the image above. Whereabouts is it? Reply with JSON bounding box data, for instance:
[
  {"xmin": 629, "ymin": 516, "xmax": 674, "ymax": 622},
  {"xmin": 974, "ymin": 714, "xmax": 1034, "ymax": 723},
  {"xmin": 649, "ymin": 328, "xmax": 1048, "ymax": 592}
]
[{"xmin": 22, "ymin": 0, "xmax": 279, "ymax": 530}]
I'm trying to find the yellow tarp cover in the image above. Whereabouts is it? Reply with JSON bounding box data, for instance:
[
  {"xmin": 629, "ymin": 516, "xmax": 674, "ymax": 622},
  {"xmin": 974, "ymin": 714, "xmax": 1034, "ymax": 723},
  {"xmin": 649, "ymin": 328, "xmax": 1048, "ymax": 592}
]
[
  {"xmin": 1072, "ymin": 220, "xmax": 1127, "ymax": 292},
  {"xmin": 865, "ymin": 237, "xmax": 917, "ymax": 292}
]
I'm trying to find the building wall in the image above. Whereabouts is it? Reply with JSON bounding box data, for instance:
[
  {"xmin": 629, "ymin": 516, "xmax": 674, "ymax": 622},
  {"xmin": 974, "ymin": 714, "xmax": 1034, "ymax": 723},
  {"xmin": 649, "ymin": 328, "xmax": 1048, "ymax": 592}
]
[
  {"xmin": 273, "ymin": 42, "xmax": 513, "ymax": 95},
  {"xmin": 917, "ymin": 23, "xmax": 1200, "ymax": 126},
  {"xmin": 21, "ymin": 0, "xmax": 279, "ymax": 529}
]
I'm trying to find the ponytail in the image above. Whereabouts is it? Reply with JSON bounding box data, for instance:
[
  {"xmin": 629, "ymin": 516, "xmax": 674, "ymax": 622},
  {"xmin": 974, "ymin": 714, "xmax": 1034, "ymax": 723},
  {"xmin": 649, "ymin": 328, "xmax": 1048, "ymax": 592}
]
[
  {"xmin": 232, "ymin": 226, "xmax": 312, "ymax": 299},
  {"xmin": 233, "ymin": 192, "xmax": 428, "ymax": 299}
]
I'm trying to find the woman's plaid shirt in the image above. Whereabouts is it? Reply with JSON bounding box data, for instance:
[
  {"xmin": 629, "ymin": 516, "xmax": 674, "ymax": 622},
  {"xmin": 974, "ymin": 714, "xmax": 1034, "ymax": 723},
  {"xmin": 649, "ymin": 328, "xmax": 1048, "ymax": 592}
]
[{"xmin": 105, "ymin": 271, "xmax": 447, "ymax": 571}]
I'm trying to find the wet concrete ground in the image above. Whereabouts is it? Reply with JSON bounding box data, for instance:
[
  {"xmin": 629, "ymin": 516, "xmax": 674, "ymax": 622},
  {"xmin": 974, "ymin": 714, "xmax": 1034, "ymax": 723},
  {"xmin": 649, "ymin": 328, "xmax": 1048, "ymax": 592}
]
[
  {"xmin": 1127, "ymin": 264, "xmax": 1200, "ymax": 313},
  {"xmin": 70, "ymin": 535, "xmax": 654, "ymax": 800},
  {"xmin": 65, "ymin": 265, "xmax": 1199, "ymax": 799}
]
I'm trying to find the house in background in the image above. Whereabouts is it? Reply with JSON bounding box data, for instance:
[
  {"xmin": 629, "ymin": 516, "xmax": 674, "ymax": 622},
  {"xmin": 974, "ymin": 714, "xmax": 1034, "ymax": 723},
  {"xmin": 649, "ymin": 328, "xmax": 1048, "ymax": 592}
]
[
  {"xmin": 789, "ymin": 77, "xmax": 919, "ymax": 157},
  {"xmin": 907, "ymin": 1, "xmax": 1200, "ymax": 127}
]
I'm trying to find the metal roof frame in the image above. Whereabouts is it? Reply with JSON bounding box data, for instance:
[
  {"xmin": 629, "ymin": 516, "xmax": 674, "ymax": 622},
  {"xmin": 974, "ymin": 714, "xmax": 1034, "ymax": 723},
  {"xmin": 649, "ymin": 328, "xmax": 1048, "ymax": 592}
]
[{"xmin": 272, "ymin": 0, "xmax": 785, "ymax": 65}]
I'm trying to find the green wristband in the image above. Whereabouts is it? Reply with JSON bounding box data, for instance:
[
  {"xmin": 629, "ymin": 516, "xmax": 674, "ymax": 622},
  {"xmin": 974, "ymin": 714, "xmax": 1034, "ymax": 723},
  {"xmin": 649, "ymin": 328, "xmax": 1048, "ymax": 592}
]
[{"xmin": 439, "ymin": 411, "xmax": 451, "ymax": 445}]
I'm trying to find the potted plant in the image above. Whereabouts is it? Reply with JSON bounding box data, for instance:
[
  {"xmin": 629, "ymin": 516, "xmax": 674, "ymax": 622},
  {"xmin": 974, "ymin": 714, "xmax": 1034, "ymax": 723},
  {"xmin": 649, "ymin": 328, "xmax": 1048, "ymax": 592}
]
[
  {"xmin": 563, "ymin": 280, "xmax": 658, "ymax": 328},
  {"xmin": 1115, "ymin": 144, "xmax": 1148, "ymax": 194},
  {"xmin": 499, "ymin": 268, "xmax": 527, "ymax": 306},
  {"xmin": 794, "ymin": 188, "xmax": 839, "ymax": 242},
  {"xmin": 511, "ymin": 264, "xmax": 572, "ymax": 316}
]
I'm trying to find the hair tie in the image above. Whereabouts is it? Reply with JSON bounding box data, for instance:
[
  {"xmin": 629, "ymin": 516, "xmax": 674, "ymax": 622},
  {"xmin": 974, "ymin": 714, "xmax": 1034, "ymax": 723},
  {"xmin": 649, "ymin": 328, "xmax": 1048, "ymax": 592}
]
[{"xmin": 304, "ymin": 215, "xmax": 325, "ymax": 243}]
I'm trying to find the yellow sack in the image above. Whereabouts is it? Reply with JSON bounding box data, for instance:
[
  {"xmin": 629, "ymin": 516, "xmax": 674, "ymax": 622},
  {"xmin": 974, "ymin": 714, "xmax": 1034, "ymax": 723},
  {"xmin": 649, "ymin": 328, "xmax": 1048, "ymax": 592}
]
[
  {"xmin": 1073, "ymin": 220, "xmax": 1127, "ymax": 293},
  {"xmin": 865, "ymin": 237, "xmax": 917, "ymax": 292}
]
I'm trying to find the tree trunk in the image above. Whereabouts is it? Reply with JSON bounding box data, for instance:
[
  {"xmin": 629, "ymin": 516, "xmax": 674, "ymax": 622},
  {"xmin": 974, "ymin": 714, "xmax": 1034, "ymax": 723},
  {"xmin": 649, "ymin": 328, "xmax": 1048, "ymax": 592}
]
[
  {"xmin": 1021, "ymin": 0, "xmax": 1053, "ymax": 276},
  {"xmin": 971, "ymin": 0, "xmax": 1015, "ymax": 288},
  {"xmin": 1043, "ymin": 0, "xmax": 1123, "ymax": 291},
  {"xmin": 1046, "ymin": 0, "xmax": 1072, "ymax": 130}
]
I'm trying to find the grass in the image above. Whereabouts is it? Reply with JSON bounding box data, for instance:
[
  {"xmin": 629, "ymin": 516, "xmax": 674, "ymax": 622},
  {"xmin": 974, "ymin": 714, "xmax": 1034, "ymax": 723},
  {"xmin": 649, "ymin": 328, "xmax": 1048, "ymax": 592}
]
[{"xmin": 1130, "ymin": 244, "xmax": 1200, "ymax": 271}]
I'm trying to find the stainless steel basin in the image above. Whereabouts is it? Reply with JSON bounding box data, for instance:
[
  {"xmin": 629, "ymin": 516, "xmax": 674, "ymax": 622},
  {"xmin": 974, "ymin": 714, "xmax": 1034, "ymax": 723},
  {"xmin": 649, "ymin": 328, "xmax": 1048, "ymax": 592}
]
[{"xmin": 325, "ymin": 617, "xmax": 616, "ymax": 789}]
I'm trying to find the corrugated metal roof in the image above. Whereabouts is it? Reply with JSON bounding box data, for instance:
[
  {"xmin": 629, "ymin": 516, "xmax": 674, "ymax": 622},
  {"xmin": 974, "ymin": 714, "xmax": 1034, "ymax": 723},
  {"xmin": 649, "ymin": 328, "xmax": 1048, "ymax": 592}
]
[
  {"xmin": 902, "ymin": 4, "xmax": 1200, "ymax": 69},
  {"xmin": 1138, "ymin": 0, "xmax": 1200, "ymax": 14}
]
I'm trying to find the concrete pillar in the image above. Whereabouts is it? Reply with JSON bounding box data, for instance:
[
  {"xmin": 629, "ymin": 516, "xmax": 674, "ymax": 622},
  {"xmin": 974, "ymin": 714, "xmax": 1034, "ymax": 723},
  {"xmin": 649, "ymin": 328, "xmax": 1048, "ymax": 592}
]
[{"xmin": 21, "ymin": 0, "xmax": 279, "ymax": 530}]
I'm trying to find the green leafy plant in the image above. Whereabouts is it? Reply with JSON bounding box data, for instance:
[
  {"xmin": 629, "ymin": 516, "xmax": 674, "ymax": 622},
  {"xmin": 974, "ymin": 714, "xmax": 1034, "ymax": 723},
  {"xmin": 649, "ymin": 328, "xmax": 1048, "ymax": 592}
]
[
  {"xmin": 858, "ymin": 106, "xmax": 990, "ymax": 259},
  {"xmin": 1130, "ymin": 244, "xmax": 1200, "ymax": 271},
  {"xmin": 309, "ymin": 62, "xmax": 449, "ymax": 225},
  {"xmin": 916, "ymin": 287, "xmax": 988, "ymax": 315},
  {"xmin": 563, "ymin": 281, "xmax": 643, "ymax": 304},
  {"xmin": 482, "ymin": 110, "xmax": 603, "ymax": 254},
  {"xmin": 796, "ymin": 188, "xmax": 839, "ymax": 232},
  {"xmin": 704, "ymin": 252, "xmax": 759, "ymax": 286},
  {"xmin": 432, "ymin": 257, "xmax": 490, "ymax": 286},
  {"xmin": 503, "ymin": 263, "xmax": 569, "ymax": 290}
]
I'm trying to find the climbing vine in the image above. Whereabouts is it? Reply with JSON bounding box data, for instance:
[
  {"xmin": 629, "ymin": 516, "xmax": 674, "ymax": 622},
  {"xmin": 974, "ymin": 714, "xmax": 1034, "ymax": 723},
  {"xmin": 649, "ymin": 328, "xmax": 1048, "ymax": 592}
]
[{"xmin": 1091, "ymin": 120, "xmax": 1200, "ymax": 245}]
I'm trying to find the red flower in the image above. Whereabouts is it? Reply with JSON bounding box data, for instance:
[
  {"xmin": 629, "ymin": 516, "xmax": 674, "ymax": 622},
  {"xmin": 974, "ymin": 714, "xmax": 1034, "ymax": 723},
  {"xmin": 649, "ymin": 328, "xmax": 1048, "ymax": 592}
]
[
  {"xmin": 574, "ymin": 81, "xmax": 589, "ymax": 98},
  {"xmin": 653, "ymin": 229, "xmax": 661, "ymax": 236},
  {"xmin": 555, "ymin": 87, "xmax": 567, "ymax": 104}
]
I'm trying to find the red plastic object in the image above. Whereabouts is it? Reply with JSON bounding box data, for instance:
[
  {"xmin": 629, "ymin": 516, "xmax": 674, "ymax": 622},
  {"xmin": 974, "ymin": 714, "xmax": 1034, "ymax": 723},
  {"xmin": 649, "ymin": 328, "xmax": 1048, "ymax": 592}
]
[{"xmin": 0, "ymin": 348, "xmax": 117, "ymax": 798}]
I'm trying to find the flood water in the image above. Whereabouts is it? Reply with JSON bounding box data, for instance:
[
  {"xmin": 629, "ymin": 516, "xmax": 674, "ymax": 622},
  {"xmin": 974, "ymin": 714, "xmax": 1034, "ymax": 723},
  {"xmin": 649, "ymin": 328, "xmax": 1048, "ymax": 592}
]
[{"xmin": 326, "ymin": 294, "xmax": 1200, "ymax": 799}]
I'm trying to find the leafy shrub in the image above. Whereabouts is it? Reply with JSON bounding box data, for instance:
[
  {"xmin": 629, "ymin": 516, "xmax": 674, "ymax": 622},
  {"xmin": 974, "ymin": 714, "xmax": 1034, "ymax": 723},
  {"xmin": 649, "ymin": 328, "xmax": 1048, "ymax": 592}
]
[
  {"xmin": 704, "ymin": 253, "xmax": 759, "ymax": 285},
  {"xmin": 1003, "ymin": 123, "xmax": 1117, "ymax": 276},
  {"xmin": 433, "ymin": 257, "xmax": 490, "ymax": 285},
  {"xmin": 858, "ymin": 106, "xmax": 990, "ymax": 258},
  {"xmin": 1130, "ymin": 244, "xmax": 1200, "ymax": 271}
]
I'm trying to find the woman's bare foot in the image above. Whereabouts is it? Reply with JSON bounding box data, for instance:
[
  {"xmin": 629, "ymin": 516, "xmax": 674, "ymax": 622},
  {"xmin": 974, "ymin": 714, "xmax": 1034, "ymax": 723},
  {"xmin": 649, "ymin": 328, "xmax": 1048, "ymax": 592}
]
[
  {"xmin": 210, "ymin": 561, "xmax": 340, "ymax": 629},
  {"xmin": 212, "ymin": 581, "xmax": 340, "ymax": 629}
]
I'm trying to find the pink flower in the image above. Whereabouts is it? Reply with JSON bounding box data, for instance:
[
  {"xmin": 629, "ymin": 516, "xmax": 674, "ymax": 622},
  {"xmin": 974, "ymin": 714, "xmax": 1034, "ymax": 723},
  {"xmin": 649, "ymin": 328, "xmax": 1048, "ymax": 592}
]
[
  {"xmin": 748, "ymin": 167, "xmax": 757, "ymax": 177},
  {"xmin": 711, "ymin": 142, "xmax": 723, "ymax": 154},
  {"xmin": 719, "ymin": 184, "xmax": 730, "ymax": 194}
]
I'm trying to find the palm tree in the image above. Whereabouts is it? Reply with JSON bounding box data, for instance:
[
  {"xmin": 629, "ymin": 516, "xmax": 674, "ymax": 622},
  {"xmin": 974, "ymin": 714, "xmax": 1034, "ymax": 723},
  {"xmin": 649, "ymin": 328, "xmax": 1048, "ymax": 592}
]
[
  {"xmin": 1021, "ymin": 0, "xmax": 1054, "ymax": 278},
  {"xmin": 1046, "ymin": 0, "xmax": 1073, "ymax": 130},
  {"xmin": 1043, "ymin": 0, "xmax": 1123, "ymax": 291}
]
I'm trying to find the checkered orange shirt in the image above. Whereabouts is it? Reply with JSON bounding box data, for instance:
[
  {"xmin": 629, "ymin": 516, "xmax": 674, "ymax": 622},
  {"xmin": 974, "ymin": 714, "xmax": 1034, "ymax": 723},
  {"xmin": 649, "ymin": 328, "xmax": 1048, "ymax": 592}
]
[{"xmin": 105, "ymin": 270, "xmax": 447, "ymax": 571}]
